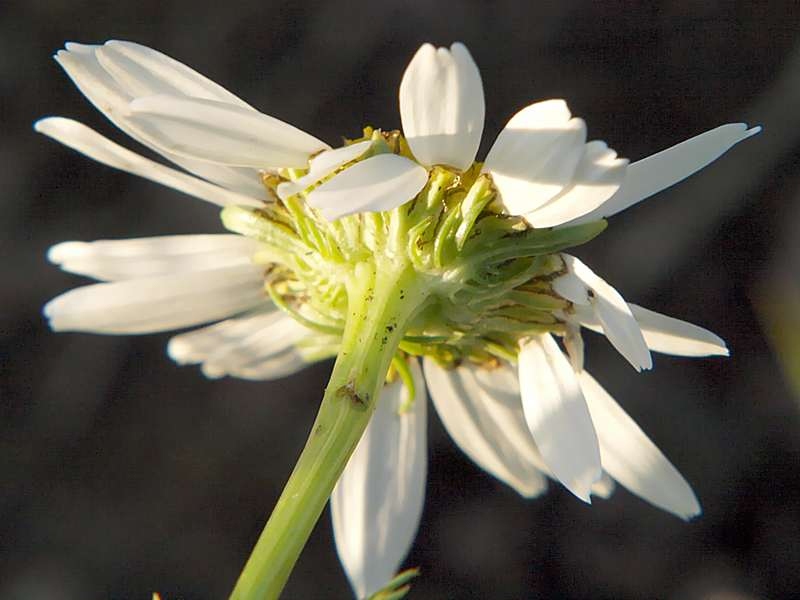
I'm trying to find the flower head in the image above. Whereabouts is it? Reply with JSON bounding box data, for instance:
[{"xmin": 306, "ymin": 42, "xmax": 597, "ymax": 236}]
[{"xmin": 39, "ymin": 40, "xmax": 759, "ymax": 598}]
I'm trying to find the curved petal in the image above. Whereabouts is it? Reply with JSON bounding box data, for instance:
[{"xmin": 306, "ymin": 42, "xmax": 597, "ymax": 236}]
[
  {"xmin": 127, "ymin": 95, "xmax": 329, "ymax": 169},
  {"xmin": 525, "ymin": 140, "xmax": 628, "ymax": 228},
  {"xmin": 44, "ymin": 264, "xmax": 265, "ymax": 334},
  {"xmin": 570, "ymin": 123, "xmax": 761, "ymax": 224},
  {"xmin": 94, "ymin": 40, "xmax": 254, "ymax": 108},
  {"xmin": 518, "ymin": 334, "xmax": 602, "ymax": 502},
  {"xmin": 168, "ymin": 306, "xmax": 275, "ymax": 363},
  {"xmin": 307, "ymin": 154, "xmax": 428, "ymax": 221},
  {"xmin": 168, "ymin": 307, "xmax": 312, "ymax": 380},
  {"xmin": 35, "ymin": 118, "xmax": 262, "ymax": 208},
  {"xmin": 54, "ymin": 44, "xmax": 266, "ymax": 198},
  {"xmin": 569, "ymin": 303, "xmax": 728, "ymax": 358},
  {"xmin": 276, "ymin": 140, "xmax": 373, "ymax": 200},
  {"xmin": 483, "ymin": 99, "xmax": 587, "ymax": 215},
  {"xmin": 56, "ymin": 44, "xmax": 132, "ymax": 119},
  {"xmin": 423, "ymin": 358, "xmax": 549, "ymax": 498},
  {"xmin": 554, "ymin": 255, "xmax": 652, "ymax": 371},
  {"xmin": 48, "ymin": 234, "xmax": 259, "ymax": 282},
  {"xmin": 399, "ymin": 42, "xmax": 484, "ymax": 170},
  {"xmin": 331, "ymin": 359, "xmax": 427, "ymax": 599},
  {"xmin": 630, "ymin": 304, "xmax": 728, "ymax": 357},
  {"xmin": 578, "ymin": 371, "xmax": 701, "ymax": 519}
]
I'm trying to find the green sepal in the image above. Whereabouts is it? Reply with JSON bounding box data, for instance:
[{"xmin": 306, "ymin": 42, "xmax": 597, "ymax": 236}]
[{"xmin": 465, "ymin": 219, "xmax": 608, "ymax": 264}]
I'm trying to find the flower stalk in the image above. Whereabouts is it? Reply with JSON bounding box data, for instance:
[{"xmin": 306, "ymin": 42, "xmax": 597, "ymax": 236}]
[
  {"xmin": 230, "ymin": 260, "xmax": 430, "ymax": 600},
  {"xmin": 220, "ymin": 159, "xmax": 610, "ymax": 598}
]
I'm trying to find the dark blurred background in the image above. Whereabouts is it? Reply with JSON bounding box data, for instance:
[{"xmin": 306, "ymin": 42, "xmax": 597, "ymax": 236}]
[{"xmin": 3, "ymin": 1, "xmax": 800, "ymax": 598}]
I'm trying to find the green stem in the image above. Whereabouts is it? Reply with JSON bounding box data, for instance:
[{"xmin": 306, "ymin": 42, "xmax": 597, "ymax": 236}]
[{"xmin": 230, "ymin": 260, "xmax": 429, "ymax": 600}]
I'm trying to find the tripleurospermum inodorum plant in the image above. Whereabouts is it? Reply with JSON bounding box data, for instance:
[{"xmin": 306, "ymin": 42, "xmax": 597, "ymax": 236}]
[{"xmin": 40, "ymin": 40, "xmax": 759, "ymax": 599}]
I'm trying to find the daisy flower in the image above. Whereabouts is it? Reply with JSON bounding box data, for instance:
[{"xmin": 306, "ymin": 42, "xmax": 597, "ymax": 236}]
[{"xmin": 38, "ymin": 40, "xmax": 759, "ymax": 599}]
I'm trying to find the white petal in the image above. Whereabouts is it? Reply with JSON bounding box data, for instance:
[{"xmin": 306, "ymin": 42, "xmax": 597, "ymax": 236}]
[
  {"xmin": 592, "ymin": 289, "xmax": 652, "ymax": 371},
  {"xmin": 35, "ymin": 118, "xmax": 262, "ymax": 208},
  {"xmin": 44, "ymin": 264, "xmax": 265, "ymax": 334},
  {"xmin": 48, "ymin": 234, "xmax": 259, "ymax": 281},
  {"xmin": 199, "ymin": 317, "xmax": 310, "ymax": 380},
  {"xmin": 168, "ymin": 307, "xmax": 312, "ymax": 380},
  {"xmin": 332, "ymin": 359, "xmax": 427, "ymax": 599},
  {"xmin": 205, "ymin": 352, "xmax": 308, "ymax": 381},
  {"xmin": 555, "ymin": 255, "xmax": 652, "ymax": 371},
  {"xmin": 518, "ymin": 334, "xmax": 602, "ymax": 502},
  {"xmin": 128, "ymin": 95, "xmax": 329, "ymax": 169},
  {"xmin": 55, "ymin": 45, "xmax": 266, "ymax": 197},
  {"xmin": 56, "ymin": 45, "xmax": 130, "ymax": 120},
  {"xmin": 570, "ymin": 303, "xmax": 728, "ymax": 358},
  {"xmin": 310, "ymin": 141, "xmax": 374, "ymax": 174},
  {"xmin": 631, "ymin": 304, "xmax": 729, "ymax": 357},
  {"xmin": 578, "ymin": 371, "xmax": 701, "ymax": 519},
  {"xmin": 276, "ymin": 140, "xmax": 372, "ymax": 200},
  {"xmin": 423, "ymin": 358, "xmax": 549, "ymax": 498},
  {"xmin": 525, "ymin": 141, "xmax": 628, "ymax": 228},
  {"xmin": 399, "ymin": 42, "xmax": 484, "ymax": 170},
  {"xmin": 483, "ymin": 100, "xmax": 587, "ymax": 215},
  {"xmin": 96, "ymin": 40, "xmax": 254, "ymax": 108},
  {"xmin": 307, "ymin": 154, "xmax": 428, "ymax": 221},
  {"xmin": 571, "ymin": 123, "xmax": 761, "ymax": 223},
  {"xmin": 167, "ymin": 306, "xmax": 273, "ymax": 363}
]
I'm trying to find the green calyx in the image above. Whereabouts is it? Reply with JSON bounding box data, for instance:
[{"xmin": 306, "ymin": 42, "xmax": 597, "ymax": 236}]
[
  {"xmin": 225, "ymin": 130, "xmax": 607, "ymax": 599},
  {"xmin": 222, "ymin": 134, "xmax": 606, "ymax": 369}
]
